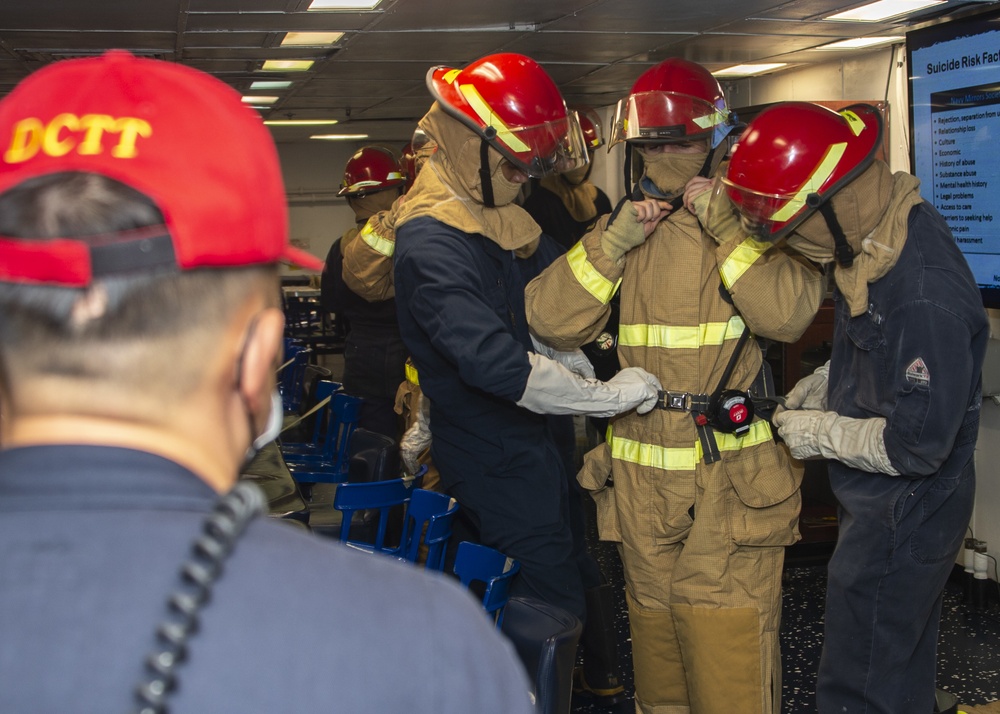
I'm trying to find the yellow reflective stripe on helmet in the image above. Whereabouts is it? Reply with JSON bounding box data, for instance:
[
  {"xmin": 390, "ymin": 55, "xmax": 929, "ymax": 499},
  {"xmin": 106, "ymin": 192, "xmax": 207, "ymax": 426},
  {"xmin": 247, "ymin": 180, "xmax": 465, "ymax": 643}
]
[
  {"xmin": 608, "ymin": 420, "xmax": 774, "ymax": 471},
  {"xmin": 718, "ymin": 237, "xmax": 771, "ymax": 289},
  {"xmin": 619, "ymin": 315, "xmax": 745, "ymax": 349},
  {"xmin": 405, "ymin": 360, "xmax": 420, "ymax": 386},
  {"xmin": 692, "ymin": 108, "xmax": 730, "ymax": 130},
  {"xmin": 840, "ymin": 109, "xmax": 865, "ymax": 136},
  {"xmin": 770, "ymin": 142, "xmax": 847, "ymax": 223},
  {"xmin": 442, "ymin": 69, "xmax": 461, "ymax": 84},
  {"xmin": 360, "ymin": 221, "xmax": 395, "ymax": 257},
  {"xmin": 566, "ymin": 241, "xmax": 621, "ymax": 304},
  {"xmin": 459, "ymin": 84, "xmax": 532, "ymax": 153}
]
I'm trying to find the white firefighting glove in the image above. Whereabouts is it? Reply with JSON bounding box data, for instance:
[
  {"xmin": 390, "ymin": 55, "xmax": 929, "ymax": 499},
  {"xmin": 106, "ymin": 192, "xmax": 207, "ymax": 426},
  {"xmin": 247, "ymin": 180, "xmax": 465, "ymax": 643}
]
[
  {"xmin": 399, "ymin": 391, "xmax": 432, "ymax": 475},
  {"xmin": 771, "ymin": 409, "xmax": 899, "ymax": 475},
  {"xmin": 530, "ymin": 334, "xmax": 596, "ymax": 380},
  {"xmin": 784, "ymin": 360, "xmax": 830, "ymax": 411},
  {"xmin": 516, "ymin": 352, "xmax": 662, "ymax": 417},
  {"xmin": 600, "ymin": 200, "xmax": 648, "ymax": 263}
]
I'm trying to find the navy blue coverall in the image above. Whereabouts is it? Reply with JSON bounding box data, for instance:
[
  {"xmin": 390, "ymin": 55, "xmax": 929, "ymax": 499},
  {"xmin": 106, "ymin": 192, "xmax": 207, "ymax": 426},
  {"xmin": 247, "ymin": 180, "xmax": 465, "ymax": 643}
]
[{"xmin": 393, "ymin": 215, "xmax": 587, "ymax": 620}]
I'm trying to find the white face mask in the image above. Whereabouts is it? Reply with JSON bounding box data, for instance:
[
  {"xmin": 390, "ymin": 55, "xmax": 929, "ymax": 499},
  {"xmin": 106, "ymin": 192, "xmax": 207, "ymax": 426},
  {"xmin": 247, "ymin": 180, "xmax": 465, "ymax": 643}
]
[{"xmin": 243, "ymin": 388, "xmax": 284, "ymax": 466}]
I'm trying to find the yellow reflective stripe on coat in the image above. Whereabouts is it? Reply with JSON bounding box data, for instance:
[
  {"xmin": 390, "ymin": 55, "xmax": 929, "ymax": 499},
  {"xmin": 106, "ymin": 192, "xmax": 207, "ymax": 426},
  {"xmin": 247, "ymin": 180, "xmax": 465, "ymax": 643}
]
[
  {"xmin": 619, "ymin": 315, "xmax": 745, "ymax": 349},
  {"xmin": 566, "ymin": 241, "xmax": 621, "ymax": 304},
  {"xmin": 405, "ymin": 360, "xmax": 420, "ymax": 386},
  {"xmin": 608, "ymin": 420, "xmax": 774, "ymax": 471},
  {"xmin": 718, "ymin": 238, "xmax": 772, "ymax": 289},
  {"xmin": 360, "ymin": 221, "xmax": 395, "ymax": 257}
]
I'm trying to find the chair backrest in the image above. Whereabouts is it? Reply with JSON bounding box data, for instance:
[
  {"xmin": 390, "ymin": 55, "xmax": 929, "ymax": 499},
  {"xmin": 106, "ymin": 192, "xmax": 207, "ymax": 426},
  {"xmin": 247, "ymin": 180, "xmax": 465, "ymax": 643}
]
[
  {"xmin": 398, "ymin": 489, "xmax": 459, "ymax": 570},
  {"xmin": 321, "ymin": 391, "xmax": 362, "ymax": 465},
  {"xmin": 332, "ymin": 477, "xmax": 417, "ymax": 555},
  {"xmin": 453, "ymin": 541, "xmax": 521, "ymax": 628},
  {"xmin": 278, "ymin": 342, "xmax": 312, "ymax": 414}
]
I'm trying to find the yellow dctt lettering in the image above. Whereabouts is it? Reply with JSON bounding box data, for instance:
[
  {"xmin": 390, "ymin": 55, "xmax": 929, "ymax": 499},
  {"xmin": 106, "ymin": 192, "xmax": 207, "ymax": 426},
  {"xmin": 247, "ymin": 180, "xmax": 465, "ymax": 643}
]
[
  {"xmin": 4, "ymin": 117, "xmax": 44, "ymax": 164},
  {"xmin": 77, "ymin": 114, "xmax": 120, "ymax": 155},
  {"xmin": 42, "ymin": 113, "xmax": 80, "ymax": 157},
  {"xmin": 110, "ymin": 117, "xmax": 152, "ymax": 158}
]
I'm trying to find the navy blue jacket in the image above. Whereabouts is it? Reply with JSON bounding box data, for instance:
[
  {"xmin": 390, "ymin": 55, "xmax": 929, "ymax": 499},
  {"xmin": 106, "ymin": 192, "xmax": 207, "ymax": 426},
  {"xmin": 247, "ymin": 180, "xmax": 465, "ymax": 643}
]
[
  {"xmin": 0, "ymin": 445, "xmax": 533, "ymax": 714},
  {"xmin": 828, "ymin": 201, "xmax": 989, "ymax": 481},
  {"xmin": 394, "ymin": 216, "xmax": 565, "ymax": 460}
]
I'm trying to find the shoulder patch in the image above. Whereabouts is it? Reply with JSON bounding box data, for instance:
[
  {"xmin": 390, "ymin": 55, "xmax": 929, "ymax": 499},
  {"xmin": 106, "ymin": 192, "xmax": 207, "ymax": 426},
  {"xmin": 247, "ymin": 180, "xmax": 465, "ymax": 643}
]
[{"xmin": 905, "ymin": 357, "xmax": 930, "ymax": 386}]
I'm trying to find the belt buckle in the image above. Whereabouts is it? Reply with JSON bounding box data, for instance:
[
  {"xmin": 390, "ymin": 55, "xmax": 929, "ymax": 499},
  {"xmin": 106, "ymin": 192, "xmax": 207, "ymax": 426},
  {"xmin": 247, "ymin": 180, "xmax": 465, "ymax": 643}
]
[{"xmin": 657, "ymin": 390, "xmax": 691, "ymax": 411}]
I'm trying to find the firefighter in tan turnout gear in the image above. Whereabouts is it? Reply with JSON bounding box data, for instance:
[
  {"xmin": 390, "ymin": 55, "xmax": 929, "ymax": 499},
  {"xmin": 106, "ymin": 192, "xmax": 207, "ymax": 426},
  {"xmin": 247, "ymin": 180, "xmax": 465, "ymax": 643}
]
[{"xmin": 524, "ymin": 58, "xmax": 825, "ymax": 714}]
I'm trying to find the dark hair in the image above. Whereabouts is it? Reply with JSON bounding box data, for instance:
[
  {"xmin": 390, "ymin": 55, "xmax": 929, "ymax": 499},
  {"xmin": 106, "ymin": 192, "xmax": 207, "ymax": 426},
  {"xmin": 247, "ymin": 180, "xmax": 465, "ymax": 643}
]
[{"xmin": 0, "ymin": 172, "xmax": 277, "ymax": 392}]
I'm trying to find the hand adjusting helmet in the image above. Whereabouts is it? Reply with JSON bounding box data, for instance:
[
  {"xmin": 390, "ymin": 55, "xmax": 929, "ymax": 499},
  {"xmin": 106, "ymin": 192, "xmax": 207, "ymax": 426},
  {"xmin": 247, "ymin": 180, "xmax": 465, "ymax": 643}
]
[
  {"xmin": 426, "ymin": 52, "xmax": 588, "ymax": 206},
  {"xmin": 713, "ymin": 101, "xmax": 883, "ymax": 266}
]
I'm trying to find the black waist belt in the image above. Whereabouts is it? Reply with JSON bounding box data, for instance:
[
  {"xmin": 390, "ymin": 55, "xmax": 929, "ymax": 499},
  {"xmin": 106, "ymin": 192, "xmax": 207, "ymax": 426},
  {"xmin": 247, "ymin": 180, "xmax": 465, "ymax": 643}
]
[{"xmin": 654, "ymin": 390, "xmax": 711, "ymax": 413}]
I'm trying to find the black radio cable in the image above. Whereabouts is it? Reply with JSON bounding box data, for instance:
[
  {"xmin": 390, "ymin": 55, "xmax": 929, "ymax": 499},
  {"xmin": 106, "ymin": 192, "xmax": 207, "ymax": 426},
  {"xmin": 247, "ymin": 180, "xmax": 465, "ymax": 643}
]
[{"xmin": 132, "ymin": 481, "xmax": 265, "ymax": 714}]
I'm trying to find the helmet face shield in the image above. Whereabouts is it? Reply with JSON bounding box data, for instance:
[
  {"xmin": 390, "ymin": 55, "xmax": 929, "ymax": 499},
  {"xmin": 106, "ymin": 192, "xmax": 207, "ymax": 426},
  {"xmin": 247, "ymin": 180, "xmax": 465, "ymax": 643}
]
[
  {"xmin": 494, "ymin": 111, "xmax": 590, "ymax": 178},
  {"xmin": 710, "ymin": 176, "xmax": 805, "ymax": 242},
  {"xmin": 610, "ymin": 91, "xmax": 731, "ymax": 150}
]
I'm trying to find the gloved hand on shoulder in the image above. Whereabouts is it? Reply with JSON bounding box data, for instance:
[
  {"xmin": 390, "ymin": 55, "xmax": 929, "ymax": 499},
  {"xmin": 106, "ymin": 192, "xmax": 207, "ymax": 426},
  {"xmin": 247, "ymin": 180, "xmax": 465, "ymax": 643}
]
[{"xmin": 600, "ymin": 198, "xmax": 671, "ymax": 263}]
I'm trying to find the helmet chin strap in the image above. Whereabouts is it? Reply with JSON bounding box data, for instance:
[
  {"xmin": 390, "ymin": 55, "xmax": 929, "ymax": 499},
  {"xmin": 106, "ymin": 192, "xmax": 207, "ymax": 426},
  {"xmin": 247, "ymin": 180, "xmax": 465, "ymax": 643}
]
[
  {"xmin": 808, "ymin": 193, "xmax": 855, "ymax": 268},
  {"xmin": 479, "ymin": 137, "xmax": 495, "ymax": 208}
]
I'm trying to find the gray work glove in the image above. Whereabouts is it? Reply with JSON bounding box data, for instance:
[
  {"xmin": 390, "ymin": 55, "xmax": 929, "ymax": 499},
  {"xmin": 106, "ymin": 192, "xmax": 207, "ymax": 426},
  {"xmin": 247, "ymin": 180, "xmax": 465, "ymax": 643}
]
[
  {"xmin": 784, "ymin": 361, "xmax": 830, "ymax": 411},
  {"xmin": 600, "ymin": 200, "xmax": 648, "ymax": 263},
  {"xmin": 516, "ymin": 352, "xmax": 661, "ymax": 417},
  {"xmin": 530, "ymin": 333, "xmax": 596, "ymax": 379},
  {"xmin": 771, "ymin": 409, "xmax": 899, "ymax": 475},
  {"xmin": 399, "ymin": 391, "xmax": 432, "ymax": 475}
]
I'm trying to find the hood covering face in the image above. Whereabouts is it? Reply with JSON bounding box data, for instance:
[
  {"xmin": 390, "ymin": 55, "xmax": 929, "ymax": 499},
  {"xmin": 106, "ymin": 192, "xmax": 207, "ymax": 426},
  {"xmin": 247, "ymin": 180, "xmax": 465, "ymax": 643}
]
[
  {"xmin": 787, "ymin": 160, "xmax": 923, "ymax": 316},
  {"xmin": 394, "ymin": 102, "xmax": 542, "ymax": 256},
  {"xmin": 638, "ymin": 147, "xmax": 709, "ymax": 200}
]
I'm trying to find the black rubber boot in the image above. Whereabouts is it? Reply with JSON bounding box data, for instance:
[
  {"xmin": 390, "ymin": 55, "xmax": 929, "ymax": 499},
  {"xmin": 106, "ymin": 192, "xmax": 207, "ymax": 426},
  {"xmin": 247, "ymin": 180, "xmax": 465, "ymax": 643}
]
[{"xmin": 574, "ymin": 583, "xmax": 626, "ymax": 706}]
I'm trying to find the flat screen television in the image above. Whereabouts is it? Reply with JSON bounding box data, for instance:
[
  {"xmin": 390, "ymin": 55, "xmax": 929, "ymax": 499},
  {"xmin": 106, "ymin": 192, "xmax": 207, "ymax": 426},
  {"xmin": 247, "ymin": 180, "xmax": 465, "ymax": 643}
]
[{"xmin": 907, "ymin": 6, "xmax": 1000, "ymax": 309}]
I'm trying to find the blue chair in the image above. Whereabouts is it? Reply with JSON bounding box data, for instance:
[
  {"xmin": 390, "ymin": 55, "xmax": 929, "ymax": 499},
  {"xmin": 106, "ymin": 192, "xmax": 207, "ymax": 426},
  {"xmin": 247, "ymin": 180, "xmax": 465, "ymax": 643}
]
[
  {"xmin": 453, "ymin": 541, "xmax": 521, "ymax": 629},
  {"xmin": 332, "ymin": 476, "xmax": 420, "ymax": 555},
  {"xmin": 283, "ymin": 391, "xmax": 362, "ymax": 483},
  {"xmin": 279, "ymin": 379, "xmax": 342, "ymax": 456},
  {"xmin": 278, "ymin": 341, "xmax": 312, "ymax": 415},
  {"xmin": 397, "ymin": 488, "xmax": 459, "ymax": 571}
]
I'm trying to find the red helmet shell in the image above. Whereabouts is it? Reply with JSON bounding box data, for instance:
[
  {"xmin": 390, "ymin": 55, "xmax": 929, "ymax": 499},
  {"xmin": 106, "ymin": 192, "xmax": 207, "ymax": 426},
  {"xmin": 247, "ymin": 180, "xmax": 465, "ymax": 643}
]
[
  {"xmin": 427, "ymin": 53, "xmax": 586, "ymax": 177},
  {"xmin": 338, "ymin": 145, "xmax": 404, "ymax": 197},
  {"xmin": 723, "ymin": 102, "xmax": 883, "ymax": 239},
  {"xmin": 612, "ymin": 58, "xmax": 732, "ymax": 147},
  {"xmin": 572, "ymin": 106, "xmax": 605, "ymax": 150}
]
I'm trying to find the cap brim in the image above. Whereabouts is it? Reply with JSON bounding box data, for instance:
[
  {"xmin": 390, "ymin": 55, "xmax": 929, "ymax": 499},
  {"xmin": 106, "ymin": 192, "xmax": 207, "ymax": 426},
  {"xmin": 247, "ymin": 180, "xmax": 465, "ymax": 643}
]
[{"xmin": 282, "ymin": 245, "xmax": 325, "ymax": 272}]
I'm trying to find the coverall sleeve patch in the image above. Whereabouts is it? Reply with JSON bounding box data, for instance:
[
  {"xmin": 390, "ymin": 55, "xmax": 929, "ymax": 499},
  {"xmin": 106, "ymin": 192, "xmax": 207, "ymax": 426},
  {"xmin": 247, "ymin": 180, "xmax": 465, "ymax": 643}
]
[{"xmin": 904, "ymin": 357, "xmax": 930, "ymax": 386}]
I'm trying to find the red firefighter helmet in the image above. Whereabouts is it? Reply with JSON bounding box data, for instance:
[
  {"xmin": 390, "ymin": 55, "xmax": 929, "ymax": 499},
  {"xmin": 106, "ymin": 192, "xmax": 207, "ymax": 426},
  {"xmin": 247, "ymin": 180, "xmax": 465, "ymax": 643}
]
[
  {"xmin": 611, "ymin": 58, "xmax": 734, "ymax": 150},
  {"xmin": 337, "ymin": 145, "xmax": 405, "ymax": 197},
  {"xmin": 718, "ymin": 102, "xmax": 883, "ymax": 241},
  {"xmin": 426, "ymin": 53, "xmax": 588, "ymax": 177},
  {"xmin": 572, "ymin": 106, "xmax": 605, "ymax": 151}
]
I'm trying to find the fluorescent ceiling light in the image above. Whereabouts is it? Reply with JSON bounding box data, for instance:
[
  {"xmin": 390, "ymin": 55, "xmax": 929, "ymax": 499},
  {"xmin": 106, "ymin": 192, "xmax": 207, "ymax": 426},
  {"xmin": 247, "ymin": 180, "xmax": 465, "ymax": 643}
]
[
  {"xmin": 817, "ymin": 36, "xmax": 904, "ymax": 49},
  {"xmin": 311, "ymin": 133, "xmax": 370, "ymax": 140},
  {"xmin": 261, "ymin": 59, "xmax": 315, "ymax": 72},
  {"xmin": 713, "ymin": 63, "xmax": 787, "ymax": 77},
  {"xmin": 825, "ymin": 0, "xmax": 945, "ymax": 22},
  {"xmin": 265, "ymin": 119, "xmax": 340, "ymax": 126},
  {"xmin": 251, "ymin": 80, "xmax": 293, "ymax": 90},
  {"xmin": 241, "ymin": 95, "xmax": 279, "ymax": 104},
  {"xmin": 308, "ymin": 0, "xmax": 382, "ymax": 9},
  {"xmin": 281, "ymin": 31, "xmax": 344, "ymax": 46}
]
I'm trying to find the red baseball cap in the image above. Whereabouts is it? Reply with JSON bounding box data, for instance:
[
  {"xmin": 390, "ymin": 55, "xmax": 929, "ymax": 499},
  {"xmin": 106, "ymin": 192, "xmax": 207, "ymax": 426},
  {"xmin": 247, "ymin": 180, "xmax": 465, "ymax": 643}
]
[{"xmin": 0, "ymin": 50, "xmax": 324, "ymax": 286}]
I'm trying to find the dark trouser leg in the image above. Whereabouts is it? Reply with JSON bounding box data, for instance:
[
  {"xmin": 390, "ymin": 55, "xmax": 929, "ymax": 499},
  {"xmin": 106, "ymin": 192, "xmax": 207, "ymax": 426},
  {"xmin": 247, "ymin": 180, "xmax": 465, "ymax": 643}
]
[{"xmin": 817, "ymin": 464, "xmax": 975, "ymax": 714}]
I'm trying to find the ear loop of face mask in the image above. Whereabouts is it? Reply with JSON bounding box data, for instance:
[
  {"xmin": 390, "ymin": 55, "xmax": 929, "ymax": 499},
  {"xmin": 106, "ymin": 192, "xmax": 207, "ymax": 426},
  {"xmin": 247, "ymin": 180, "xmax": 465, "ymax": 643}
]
[{"xmin": 235, "ymin": 316, "xmax": 284, "ymax": 468}]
